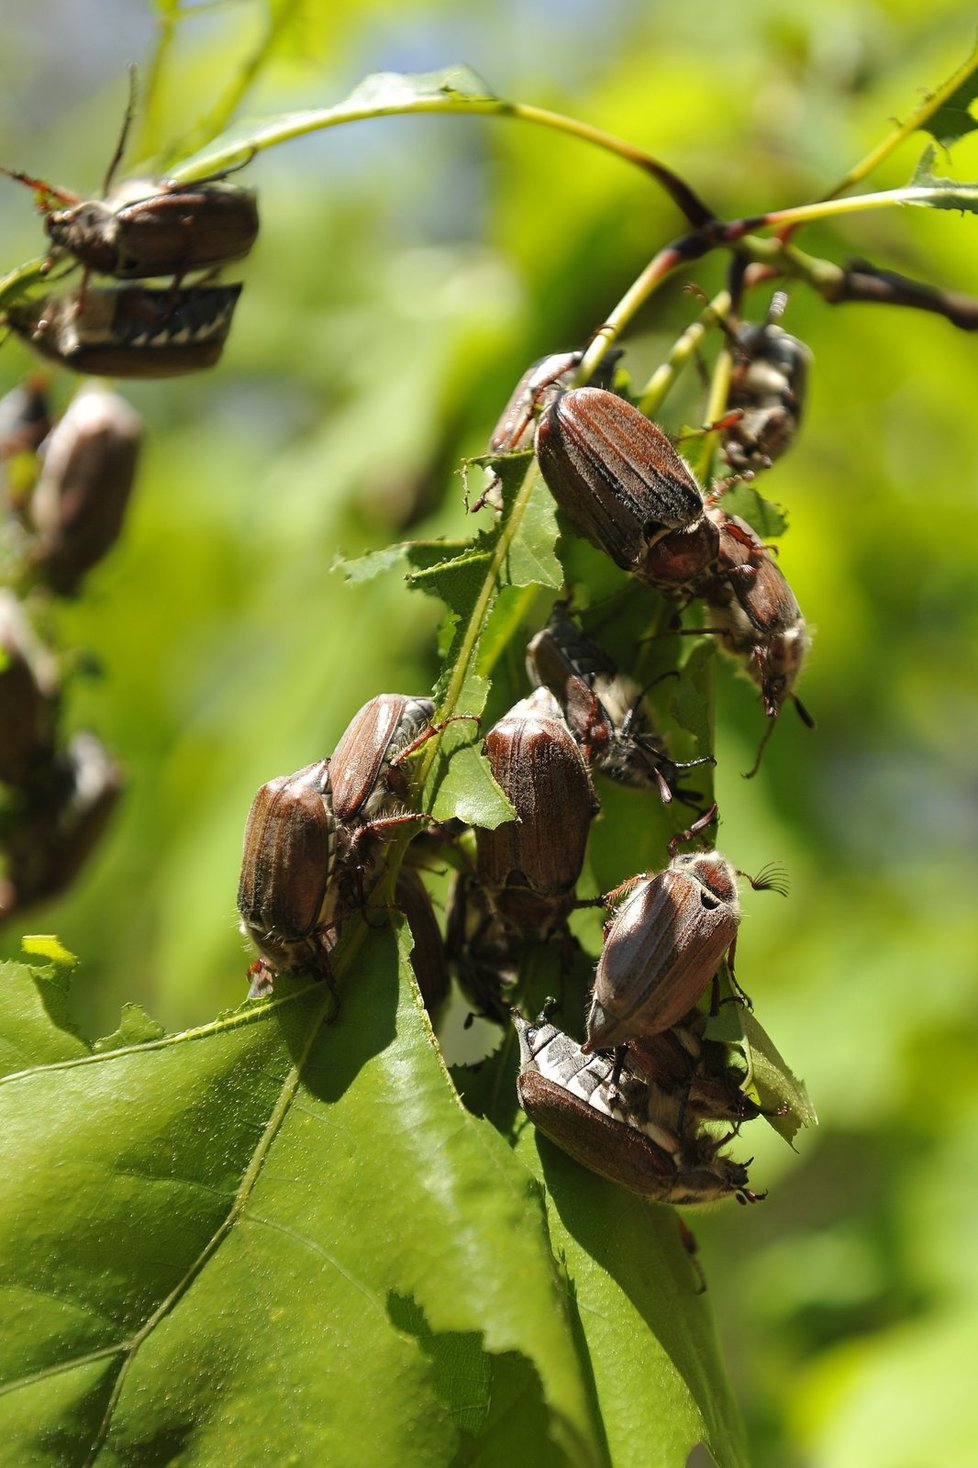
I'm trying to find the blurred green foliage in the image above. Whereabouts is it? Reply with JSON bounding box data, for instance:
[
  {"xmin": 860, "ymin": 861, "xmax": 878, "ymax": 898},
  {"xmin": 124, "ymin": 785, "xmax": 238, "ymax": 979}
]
[{"xmin": 2, "ymin": 2, "xmax": 978, "ymax": 1463}]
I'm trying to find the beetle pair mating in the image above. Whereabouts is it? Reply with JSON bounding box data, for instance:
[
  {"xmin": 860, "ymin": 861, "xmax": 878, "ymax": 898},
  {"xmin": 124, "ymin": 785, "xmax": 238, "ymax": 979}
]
[
  {"xmin": 514, "ymin": 1014, "xmax": 763, "ymax": 1205},
  {"xmin": 237, "ymin": 694, "xmax": 469, "ymax": 991},
  {"xmin": 3, "ymin": 77, "xmax": 258, "ymax": 377},
  {"xmin": 513, "ymin": 819, "xmax": 786, "ymax": 1203}
]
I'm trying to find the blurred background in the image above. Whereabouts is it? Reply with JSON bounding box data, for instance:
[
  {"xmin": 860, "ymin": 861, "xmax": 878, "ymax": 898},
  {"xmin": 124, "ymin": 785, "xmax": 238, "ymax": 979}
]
[{"xmin": 2, "ymin": 2, "xmax": 977, "ymax": 1464}]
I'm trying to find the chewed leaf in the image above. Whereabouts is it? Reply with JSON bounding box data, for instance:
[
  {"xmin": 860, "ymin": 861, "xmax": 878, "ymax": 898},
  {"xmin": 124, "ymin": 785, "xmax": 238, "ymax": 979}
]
[
  {"xmin": 170, "ymin": 65, "xmax": 500, "ymax": 180},
  {"xmin": 338, "ymin": 543, "xmax": 414, "ymax": 585},
  {"xmin": 93, "ymin": 1002, "xmax": 167, "ymax": 1053},
  {"xmin": 20, "ymin": 934, "xmax": 78, "ymax": 972},
  {"xmin": 906, "ymin": 147, "xmax": 978, "ymax": 214}
]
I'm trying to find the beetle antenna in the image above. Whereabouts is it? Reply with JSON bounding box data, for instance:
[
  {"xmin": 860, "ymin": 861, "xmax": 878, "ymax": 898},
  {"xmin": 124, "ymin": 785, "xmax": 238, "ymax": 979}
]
[
  {"xmin": 739, "ymin": 862, "xmax": 789, "ymax": 897},
  {"xmin": 103, "ymin": 63, "xmax": 139, "ymax": 195}
]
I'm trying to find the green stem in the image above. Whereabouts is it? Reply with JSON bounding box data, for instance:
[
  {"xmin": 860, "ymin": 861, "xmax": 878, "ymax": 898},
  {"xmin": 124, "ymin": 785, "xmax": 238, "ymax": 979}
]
[
  {"xmin": 415, "ymin": 460, "xmax": 544, "ymax": 791},
  {"xmin": 763, "ymin": 185, "xmax": 953, "ymax": 228},
  {"xmin": 637, "ymin": 289, "xmax": 733, "ymax": 418},
  {"xmin": 170, "ymin": 87, "xmax": 715, "ymax": 225}
]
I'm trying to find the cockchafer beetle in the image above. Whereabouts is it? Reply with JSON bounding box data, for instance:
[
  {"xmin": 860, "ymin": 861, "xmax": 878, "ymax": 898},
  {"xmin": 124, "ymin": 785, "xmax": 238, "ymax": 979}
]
[
  {"xmin": 722, "ymin": 294, "xmax": 812, "ymax": 473},
  {"xmin": 525, "ymin": 602, "xmax": 714, "ymax": 804},
  {"xmin": 28, "ymin": 385, "xmax": 142, "ymax": 594},
  {"xmin": 238, "ymin": 696, "xmax": 470, "ymax": 984},
  {"xmin": 2, "ymin": 76, "xmax": 258, "ymax": 285},
  {"xmin": 6, "ymin": 282, "xmax": 243, "ymax": 377},
  {"xmin": 534, "ymin": 387, "xmax": 713, "ymax": 576},
  {"xmin": 329, "ymin": 694, "xmax": 437, "ymax": 824},
  {"xmin": 0, "ymin": 589, "xmax": 59, "ymax": 785},
  {"xmin": 476, "ymin": 687, "xmax": 598, "ymax": 940},
  {"xmin": 237, "ymin": 759, "xmax": 336, "ymax": 980},
  {"xmin": 490, "ymin": 352, "xmax": 582, "ymax": 461},
  {"xmin": 35, "ymin": 178, "xmax": 259, "ymax": 284},
  {"xmin": 0, "ymin": 731, "xmax": 121, "ymax": 920},
  {"xmin": 583, "ymin": 816, "xmax": 787, "ymax": 1053},
  {"xmin": 514, "ymin": 1013, "xmax": 762, "ymax": 1205},
  {"xmin": 699, "ymin": 508, "xmax": 813, "ymax": 773}
]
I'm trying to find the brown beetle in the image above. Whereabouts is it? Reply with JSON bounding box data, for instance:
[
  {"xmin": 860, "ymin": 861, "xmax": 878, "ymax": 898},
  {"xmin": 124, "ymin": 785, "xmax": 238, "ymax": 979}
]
[
  {"xmin": 28, "ymin": 385, "xmax": 142, "ymax": 594},
  {"xmin": 236, "ymin": 760, "xmax": 336, "ymax": 979},
  {"xmin": 698, "ymin": 509, "xmax": 813, "ymax": 771},
  {"xmin": 476, "ymin": 687, "xmax": 598, "ymax": 939},
  {"xmin": 329, "ymin": 694, "xmax": 436, "ymax": 824},
  {"xmin": 526, "ymin": 603, "xmax": 714, "ymax": 803},
  {"xmin": 0, "ymin": 375, "xmax": 52, "ymax": 463},
  {"xmin": 535, "ymin": 387, "xmax": 709, "ymax": 574},
  {"xmin": 515, "ymin": 1014, "xmax": 761, "ymax": 1205},
  {"xmin": 7, "ymin": 283, "xmax": 242, "ymax": 377},
  {"xmin": 584, "ymin": 849, "xmax": 744, "ymax": 1051},
  {"xmin": 37, "ymin": 178, "xmax": 259, "ymax": 283}
]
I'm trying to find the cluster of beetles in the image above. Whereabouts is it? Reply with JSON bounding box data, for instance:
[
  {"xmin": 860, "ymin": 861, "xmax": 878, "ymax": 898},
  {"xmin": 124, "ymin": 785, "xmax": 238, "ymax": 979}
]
[
  {"xmin": 0, "ymin": 101, "xmax": 260, "ymax": 916},
  {"xmin": 0, "ymin": 101, "xmax": 814, "ymax": 1212},
  {"xmin": 237, "ymin": 309, "xmax": 813, "ymax": 1211}
]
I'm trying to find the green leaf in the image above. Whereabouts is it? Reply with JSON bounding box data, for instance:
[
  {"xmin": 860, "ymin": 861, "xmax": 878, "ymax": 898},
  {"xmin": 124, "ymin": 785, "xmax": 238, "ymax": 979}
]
[
  {"xmin": 0, "ymin": 940, "xmax": 607, "ymax": 1466},
  {"xmin": 338, "ymin": 543, "xmax": 414, "ymax": 585},
  {"xmin": 169, "ymin": 65, "xmax": 500, "ymax": 181},
  {"xmin": 906, "ymin": 147, "xmax": 978, "ymax": 214},
  {"xmin": 512, "ymin": 1121, "xmax": 750, "ymax": 1468},
  {"xmin": 0, "ymin": 960, "xmax": 87, "ymax": 1077}
]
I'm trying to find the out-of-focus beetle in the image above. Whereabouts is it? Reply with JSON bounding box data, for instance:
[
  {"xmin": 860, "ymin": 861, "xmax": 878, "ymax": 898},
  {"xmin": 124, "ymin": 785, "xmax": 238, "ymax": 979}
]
[
  {"xmin": 476, "ymin": 687, "xmax": 598, "ymax": 939},
  {"xmin": 514, "ymin": 1013, "xmax": 761, "ymax": 1205},
  {"xmin": 525, "ymin": 603, "xmax": 714, "ymax": 803},
  {"xmin": 722, "ymin": 294, "xmax": 812, "ymax": 472},
  {"xmin": 6, "ymin": 283, "xmax": 242, "ymax": 377},
  {"xmin": 28, "ymin": 385, "xmax": 142, "ymax": 594},
  {"xmin": 2, "ymin": 74, "xmax": 258, "ymax": 284},
  {"xmin": 0, "ymin": 589, "xmax": 60, "ymax": 785},
  {"xmin": 0, "ymin": 731, "xmax": 122, "ymax": 920},
  {"xmin": 0, "ymin": 375, "xmax": 52, "ymax": 461}
]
